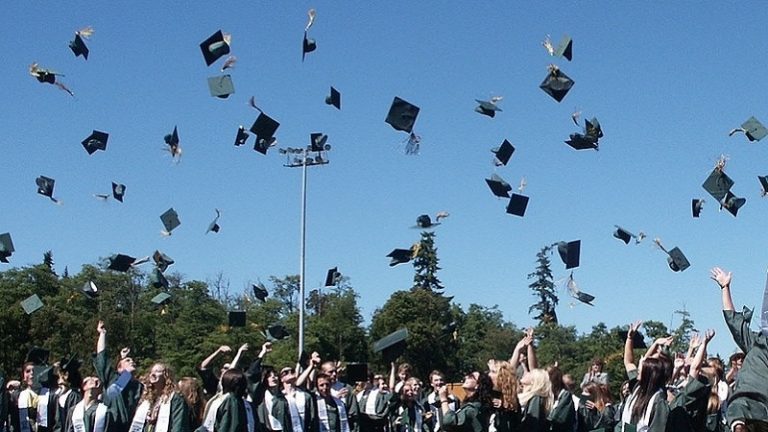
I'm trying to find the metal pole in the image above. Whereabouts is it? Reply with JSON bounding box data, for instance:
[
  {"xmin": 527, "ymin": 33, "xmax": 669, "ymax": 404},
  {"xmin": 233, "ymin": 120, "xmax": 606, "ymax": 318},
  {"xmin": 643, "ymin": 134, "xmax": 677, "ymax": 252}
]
[{"xmin": 298, "ymin": 149, "xmax": 308, "ymax": 356}]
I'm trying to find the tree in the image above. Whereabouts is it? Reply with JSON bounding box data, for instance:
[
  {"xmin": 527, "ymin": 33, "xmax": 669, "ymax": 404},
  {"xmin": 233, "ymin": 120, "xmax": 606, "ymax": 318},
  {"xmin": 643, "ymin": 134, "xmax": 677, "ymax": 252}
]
[
  {"xmin": 43, "ymin": 251, "xmax": 55, "ymax": 273},
  {"xmin": 642, "ymin": 320, "xmax": 670, "ymax": 341},
  {"xmin": 412, "ymin": 231, "xmax": 444, "ymax": 293},
  {"xmin": 670, "ymin": 307, "xmax": 696, "ymax": 353},
  {"xmin": 527, "ymin": 245, "xmax": 558, "ymax": 325},
  {"xmin": 454, "ymin": 304, "xmax": 522, "ymax": 374}
]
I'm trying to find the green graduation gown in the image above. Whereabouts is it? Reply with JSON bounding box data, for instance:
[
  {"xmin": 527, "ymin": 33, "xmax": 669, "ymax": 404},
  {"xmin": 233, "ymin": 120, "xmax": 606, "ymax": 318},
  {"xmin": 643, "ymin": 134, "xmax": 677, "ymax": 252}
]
[
  {"xmin": 441, "ymin": 401, "xmax": 484, "ymax": 432},
  {"xmin": 723, "ymin": 308, "xmax": 768, "ymax": 428},
  {"xmin": 215, "ymin": 393, "xmax": 252, "ymax": 432},
  {"xmin": 93, "ymin": 351, "xmax": 142, "ymax": 432},
  {"xmin": 519, "ymin": 395, "xmax": 549, "ymax": 432},
  {"xmin": 548, "ymin": 390, "xmax": 575, "ymax": 432}
]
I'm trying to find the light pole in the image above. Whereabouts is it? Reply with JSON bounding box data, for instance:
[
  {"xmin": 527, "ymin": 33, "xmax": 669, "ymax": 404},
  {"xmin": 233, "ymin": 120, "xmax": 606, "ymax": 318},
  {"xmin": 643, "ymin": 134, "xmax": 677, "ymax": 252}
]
[{"xmin": 280, "ymin": 137, "xmax": 330, "ymax": 357}]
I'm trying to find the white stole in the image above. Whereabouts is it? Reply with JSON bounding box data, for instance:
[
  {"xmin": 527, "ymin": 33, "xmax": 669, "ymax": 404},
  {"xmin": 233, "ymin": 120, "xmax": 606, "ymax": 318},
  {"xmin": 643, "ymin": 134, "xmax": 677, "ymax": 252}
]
[
  {"xmin": 59, "ymin": 389, "xmax": 72, "ymax": 408},
  {"xmin": 285, "ymin": 391, "xmax": 305, "ymax": 432},
  {"xmin": 72, "ymin": 401, "xmax": 108, "ymax": 432},
  {"xmin": 18, "ymin": 388, "xmax": 37, "ymax": 432},
  {"xmin": 364, "ymin": 389, "xmax": 379, "ymax": 415},
  {"xmin": 263, "ymin": 391, "xmax": 283, "ymax": 430},
  {"xmin": 621, "ymin": 388, "xmax": 662, "ymax": 432},
  {"xmin": 131, "ymin": 394, "xmax": 173, "ymax": 432},
  {"xmin": 37, "ymin": 388, "xmax": 50, "ymax": 427},
  {"xmin": 202, "ymin": 394, "xmax": 225, "ymax": 432},
  {"xmin": 316, "ymin": 397, "xmax": 349, "ymax": 432}
]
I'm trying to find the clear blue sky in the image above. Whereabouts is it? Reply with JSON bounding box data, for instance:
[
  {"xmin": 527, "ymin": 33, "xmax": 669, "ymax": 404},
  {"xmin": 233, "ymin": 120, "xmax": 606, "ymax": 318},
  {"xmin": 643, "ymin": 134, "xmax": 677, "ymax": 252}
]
[{"xmin": 3, "ymin": 1, "xmax": 768, "ymax": 358}]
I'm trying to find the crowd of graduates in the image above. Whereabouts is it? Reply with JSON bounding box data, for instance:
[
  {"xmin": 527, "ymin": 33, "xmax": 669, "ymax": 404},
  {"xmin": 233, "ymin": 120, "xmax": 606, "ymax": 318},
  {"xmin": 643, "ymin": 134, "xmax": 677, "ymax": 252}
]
[{"xmin": 1, "ymin": 267, "xmax": 767, "ymax": 432}]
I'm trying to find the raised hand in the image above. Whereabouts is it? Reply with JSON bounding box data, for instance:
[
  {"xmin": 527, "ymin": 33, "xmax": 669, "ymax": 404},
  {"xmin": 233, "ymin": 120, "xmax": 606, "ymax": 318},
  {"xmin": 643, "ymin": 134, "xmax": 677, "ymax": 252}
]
[{"xmin": 710, "ymin": 267, "xmax": 732, "ymax": 289}]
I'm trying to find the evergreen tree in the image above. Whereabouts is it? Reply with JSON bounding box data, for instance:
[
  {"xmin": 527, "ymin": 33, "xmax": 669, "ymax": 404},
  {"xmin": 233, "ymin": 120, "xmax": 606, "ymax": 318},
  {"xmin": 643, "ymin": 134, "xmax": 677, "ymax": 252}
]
[
  {"xmin": 412, "ymin": 231, "xmax": 444, "ymax": 293},
  {"xmin": 527, "ymin": 245, "xmax": 558, "ymax": 325},
  {"xmin": 43, "ymin": 250, "xmax": 55, "ymax": 272},
  {"xmin": 671, "ymin": 307, "xmax": 696, "ymax": 353}
]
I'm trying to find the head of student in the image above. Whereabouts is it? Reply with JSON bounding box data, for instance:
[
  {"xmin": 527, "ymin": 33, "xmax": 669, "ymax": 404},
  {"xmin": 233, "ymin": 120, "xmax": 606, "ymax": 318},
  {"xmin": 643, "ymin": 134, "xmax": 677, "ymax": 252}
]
[
  {"xmin": 429, "ymin": 370, "xmax": 445, "ymax": 392},
  {"xmin": 321, "ymin": 361, "xmax": 339, "ymax": 384},
  {"xmin": 221, "ymin": 369, "xmax": 247, "ymax": 398},
  {"xmin": 316, "ymin": 372, "xmax": 332, "ymax": 398},
  {"xmin": 81, "ymin": 376, "xmax": 102, "ymax": 399},
  {"xmin": 141, "ymin": 362, "xmax": 176, "ymax": 402}
]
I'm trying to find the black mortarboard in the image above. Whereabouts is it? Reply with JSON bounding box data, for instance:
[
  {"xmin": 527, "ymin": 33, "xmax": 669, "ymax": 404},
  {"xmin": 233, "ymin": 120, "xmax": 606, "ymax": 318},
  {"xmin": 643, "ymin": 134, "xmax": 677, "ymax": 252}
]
[
  {"xmin": 263, "ymin": 324, "xmax": 289, "ymax": 341},
  {"xmin": 585, "ymin": 118, "xmax": 603, "ymax": 140},
  {"xmin": 692, "ymin": 199, "xmax": 704, "ymax": 218},
  {"xmin": 702, "ymin": 168, "xmax": 734, "ymax": 202},
  {"xmin": 721, "ymin": 192, "xmax": 746, "ymax": 217},
  {"xmin": 302, "ymin": 32, "xmax": 316, "ymax": 61},
  {"xmin": 613, "ymin": 227, "xmax": 632, "ymax": 244},
  {"xmin": 373, "ymin": 328, "xmax": 408, "ymax": 361},
  {"xmin": 37, "ymin": 365, "xmax": 57, "ymax": 388},
  {"xmin": 0, "ymin": 232, "xmax": 15, "ymax": 263},
  {"xmin": 310, "ymin": 133, "xmax": 328, "ymax": 152},
  {"xmin": 69, "ymin": 33, "xmax": 89, "ymax": 60},
  {"xmin": 208, "ymin": 75, "xmax": 234, "ymax": 99},
  {"xmin": 506, "ymin": 193, "xmax": 530, "ymax": 217},
  {"xmin": 492, "ymin": 140, "xmax": 515, "ymax": 166},
  {"xmin": 759, "ymin": 176, "xmax": 768, "ymax": 196},
  {"xmin": 108, "ymin": 254, "xmax": 136, "ymax": 272},
  {"xmin": 565, "ymin": 133, "xmax": 598, "ymax": 151},
  {"xmin": 387, "ymin": 248, "xmax": 414, "ymax": 267},
  {"xmin": 574, "ymin": 291, "xmax": 595, "ymax": 305},
  {"xmin": 81, "ymin": 281, "xmax": 99, "ymax": 299},
  {"xmin": 325, "ymin": 267, "xmax": 340, "ymax": 287},
  {"xmin": 415, "ymin": 214, "xmax": 440, "ymax": 229},
  {"xmin": 732, "ymin": 116, "xmax": 768, "ymax": 142},
  {"xmin": 385, "ymin": 97, "xmax": 420, "ymax": 133},
  {"xmin": 486, "ymin": 174, "xmax": 512, "ymax": 198},
  {"xmin": 151, "ymin": 292, "xmax": 172, "ymax": 305},
  {"xmin": 618, "ymin": 331, "xmax": 647, "ymax": 349},
  {"xmin": 112, "ymin": 182, "xmax": 125, "ymax": 202},
  {"xmin": 234, "ymin": 126, "xmax": 249, "ymax": 146},
  {"xmin": 250, "ymin": 113, "xmax": 280, "ymax": 155},
  {"xmin": 164, "ymin": 126, "xmax": 179, "ymax": 148},
  {"xmin": 345, "ymin": 363, "xmax": 368, "ymax": 383},
  {"xmin": 150, "ymin": 268, "xmax": 169, "ymax": 289},
  {"xmin": 152, "ymin": 250, "xmax": 175, "ymax": 272},
  {"xmin": 81, "ymin": 130, "xmax": 108, "ymax": 155},
  {"xmin": 554, "ymin": 35, "xmax": 573, "ymax": 61},
  {"xmin": 326, "ymin": 86, "xmax": 341, "ymax": 110},
  {"xmin": 25, "ymin": 347, "xmax": 50, "ymax": 365},
  {"xmin": 160, "ymin": 208, "xmax": 181, "ymax": 234},
  {"xmin": 540, "ymin": 67, "xmax": 575, "ymax": 102},
  {"xmin": 227, "ymin": 311, "xmax": 246, "ymax": 327},
  {"xmin": 557, "ymin": 240, "xmax": 581, "ymax": 269},
  {"xmin": 667, "ymin": 247, "xmax": 690, "ymax": 272},
  {"xmin": 206, "ymin": 209, "xmax": 221, "ymax": 234},
  {"xmin": 36, "ymin": 176, "xmax": 56, "ymax": 199},
  {"xmin": 59, "ymin": 356, "xmax": 81, "ymax": 374},
  {"xmin": 475, "ymin": 99, "xmax": 502, "ymax": 118},
  {"xmin": 252, "ymin": 283, "xmax": 268, "ymax": 302},
  {"xmin": 21, "ymin": 294, "xmax": 44, "ymax": 315},
  {"xmin": 200, "ymin": 30, "xmax": 230, "ymax": 66}
]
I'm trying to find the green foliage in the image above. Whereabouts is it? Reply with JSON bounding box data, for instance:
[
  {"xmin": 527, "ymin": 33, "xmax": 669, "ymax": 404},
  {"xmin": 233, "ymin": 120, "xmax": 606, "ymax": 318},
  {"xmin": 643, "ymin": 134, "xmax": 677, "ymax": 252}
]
[
  {"xmin": 453, "ymin": 304, "xmax": 523, "ymax": 374},
  {"xmin": 671, "ymin": 308, "xmax": 696, "ymax": 353},
  {"xmin": 412, "ymin": 231, "xmax": 444, "ymax": 293},
  {"xmin": 527, "ymin": 245, "xmax": 558, "ymax": 325},
  {"xmin": 642, "ymin": 320, "xmax": 670, "ymax": 341}
]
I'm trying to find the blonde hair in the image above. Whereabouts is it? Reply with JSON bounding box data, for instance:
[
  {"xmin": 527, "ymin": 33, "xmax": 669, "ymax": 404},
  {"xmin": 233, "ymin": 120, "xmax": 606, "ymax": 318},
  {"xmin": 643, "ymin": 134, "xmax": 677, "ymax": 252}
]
[
  {"xmin": 140, "ymin": 362, "xmax": 177, "ymax": 405},
  {"xmin": 517, "ymin": 369, "xmax": 553, "ymax": 413}
]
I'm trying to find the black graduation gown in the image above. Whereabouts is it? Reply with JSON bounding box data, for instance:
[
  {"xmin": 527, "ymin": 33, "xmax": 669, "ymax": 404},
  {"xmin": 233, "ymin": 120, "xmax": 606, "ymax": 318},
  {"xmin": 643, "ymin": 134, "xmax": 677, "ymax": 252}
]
[
  {"xmin": 215, "ymin": 393, "xmax": 250, "ymax": 432},
  {"xmin": 54, "ymin": 389, "xmax": 83, "ymax": 432},
  {"xmin": 67, "ymin": 401, "xmax": 112, "ymax": 432},
  {"xmin": 93, "ymin": 351, "xmax": 142, "ymax": 432},
  {"xmin": 548, "ymin": 390, "xmax": 575, "ymax": 432}
]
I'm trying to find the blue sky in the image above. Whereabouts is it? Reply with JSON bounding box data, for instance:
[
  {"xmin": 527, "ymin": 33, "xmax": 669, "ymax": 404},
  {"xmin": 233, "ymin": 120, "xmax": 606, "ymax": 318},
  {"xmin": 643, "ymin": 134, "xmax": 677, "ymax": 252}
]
[{"xmin": 3, "ymin": 2, "xmax": 768, "ymax": 358}]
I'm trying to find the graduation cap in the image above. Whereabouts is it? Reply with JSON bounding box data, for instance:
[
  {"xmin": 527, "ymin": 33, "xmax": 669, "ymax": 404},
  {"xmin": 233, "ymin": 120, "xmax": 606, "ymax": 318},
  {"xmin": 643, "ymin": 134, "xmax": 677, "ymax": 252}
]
[
  {"xmin": 81, "ymin": 130, "xmax": 108, "ymax": 155},
  {"xmin": 21, "ymin": 294, "xmax": 44, "ymax": 315},
  {"xmin": 387, "ymin": 248, "xmax": 415, "ymax": 267},
  {"xmin": 557, "ymin": 240, "xmax": 581, "ymax": 269},
  {"xmin": 206, "ymin": 209, "xmax": 221, "ymax": 234},
  {"xmin": 0, "ymin": 232, "xmax": 15, "ymax": 263},
  {"xmin": 475, "ymin": 98, "xmax": 502, "ymax": 118},
  {"xmin": 613, "ymin": 226, "xmax": 644, "ymax": 245},
  {"xmin": 152, "ymin": 250, "xmax": 175, "ymax": 272},
  {"xmin": 702, "ymin": 168, "xmax": 734, "ymax": 202},
  {"xmin": 373, "ymin": 328, "xmax": 408, "ymax": 361},
  {"xmin": 540, "ymin": 65, "xmax": 574, "ymax": 103},
  {"xmin": 619, "ymin": 331, "xmax": 647, "ymax": 349},
  {"xmin": 69, "ymin": 33, "xmax": 89, "ymax": 60},
  {"xmin": 506, "ymin": 193, "xmax": 530, "ymax": 217},
  {"xmin": 200, "ymin": 30, "xmax": 231, "ymax": 66},
  {"xmin": 208, "ymin": 75, "xmax": 235, "ymax": 99},
  {"xmin": 492, "ymin": 140, "xmax": 515, "ymax": 166},
  {"xmin": 552, "ymin": 35, "xmax": 573, "ymax": 61},
  {"xmin": 326, "ymin": 86, "xmax": 341, "ymax": 110},
  {"xmin": 28, "ymin": 63, "xmax": 73, "ymax": 96},
  {"xmin": 112, "ymin": 182, "xmax": 125, "ymax": 202},
  {"xmin": 164, "ymin": 126, "xmax": 180, "ymax": 155},
  {"xmin": 654, "ymin": 239, "xmax": 690, "ymax": 272},
  {"xmin": 36, "ymin": 176, "xmax": 58, "ymax": 202},
  {"xmin": 108, "ymin": 254, "xmax": 138, "ymax": 272},
  {"xmin": 250, "ymin": 113, "xmax": 280, "ymax": 155},
  {"xmin": 310, "ymin": 133, "xmax": 329, "ymax": 152},
  {"xmin": 150, "ymin": 268, "xmax": 169, "ymax": 289},
  {"xmin": 385, "ymin": 97, "xmax": 420, "ymax": 133},
  {"xmin": 81, "ymin": 281, "xmax": 99, "ymax": 299},
  {"xmin": 228, "ymin": 311, "xmax": 246, "ymax": 327},
  {"xmin": 759, "ymin": 176, "xmax": 768, "ymax": 197},
  {"xmin": 263, "ymin": 324, "xmax": 289, "ymax": 341},
  {"xmin": 234, "ymin": 126, "xmax": 249, "ymax": 146},
  {"xmin": 325, "ymin": 267, "xmax": 341, "ymax": 287},
  {"xmin": 565, "ymin": 273, "xmax": 595, "ymax": 306},
  {"xmin": 37, "ymin": 365, "xmax": 57, "ymax": 388},
  {"xmin": 573, "ymin": 291, "xmax": 595, "ymax": 305},
  {"xmin": 486, "ymin": 174, "xmax": 512, "ymax": 198},
  {"xmin": 345, "ymin": 363, "xmax": 369, "ymax": 383},
  {"xmin": 302, "ymin": 32, "xmax": 316, "ymax": 61},
  {"xmin": 692, "ymin": 199, "xmax": 704, "ymax": 218},
  {"xmin": 25, "ymin": 346, "xmax": 50, "ymax": 365},
  {"xmin": 414, "ymin": 214, "xmax": 440, "ymax": 229},
  {"xmin": 160, "ymin": 208, "xmax": 180, "ymax": 235},
  {"xmin": 151, "ymin": 292, "xmax": 172, "ymax": 305},
  {"xmin": 730, "ymin": 116, "xmax": 768, "ymax": 142},
  {"xmin": 721, "ymin": 192, "xmax": 746, "ymax": 217},
  {"xmin": 252, "ymin": 283, "xmax": 268, "ymax": 302},
  {"xmin": 59, "ymin": 356, "xmax": 81, "ymax": 375}
]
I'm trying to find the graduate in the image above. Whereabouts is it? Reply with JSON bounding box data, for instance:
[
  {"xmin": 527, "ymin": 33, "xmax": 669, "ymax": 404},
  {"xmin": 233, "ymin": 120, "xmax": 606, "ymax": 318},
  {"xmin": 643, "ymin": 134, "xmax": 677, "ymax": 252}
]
[
  {"xmin": 423, "ymin": 370, "xmax": 458, "ymax": 432},
  {"xmin": 356, "ymin": 373, "xmax": 392, "ymax": 432},
  {"xmin": 129, "ymin": 363, "xmax": 189, "ymax": 432},
  {"xmin": 666, "ymin": 330, "xmax": 716, "ymax": 432},
  {"xmin": 213, "ymin": 369, "xmax": 255, "ymax": 432},
  {"xmin": 312, "ymin": 373, "xmax": 352, "ymax": 432},
  {"xmin": 711, "ymin": 267, "xmax": 768, "ymax": 432},
  {"xmin": 487, "ymin": 361, "xmax": 521, "ymax": 432},
  {"xmin": 93, "ymin": 321, "xmax": 142, "ymax": 432},
  {"xmin": 69, "ymin": 377, "xmax": 110, "ymax": 432},
  {"xmin": 392, "ymin": 377, "xmax": 427, "ymax": 432},
  {"xmin": 280, "ymin": 366, "xmax": 314, "ymax": 432},
  {"xmin": 516, "ymin": 369, "xmax": 552, "ymax": 432},
  {"xmin": 244, "ymin": 342, "xmax": 298, "ymax": 432},
  {"xmin": 54, "ymin": 357, "xmax": 84, "ymax": 432},
  {"xmin": 576, "ymin": 382, "xmax": 616, "ymax": 432},
  {"xmin": 10, "ymin": 359, "xmax": 40, "ymax": 432},
  {"xmin": 438, "ymin": 372, "xmax": 492, "ymax": 432},
  {"xmin": 177, "ymin": 378, "xmax": 205, "ymax": 431},
  {"xmin": 546, "ymin": 366, "xmax": 575, "ymax": 432},
  {"xmin": 36, "ymin": 363, "xmax": 61, "ymax": 432},
  {"xmin": 197, "ymin": 345, "xmax": 248, "ymax": 398}
]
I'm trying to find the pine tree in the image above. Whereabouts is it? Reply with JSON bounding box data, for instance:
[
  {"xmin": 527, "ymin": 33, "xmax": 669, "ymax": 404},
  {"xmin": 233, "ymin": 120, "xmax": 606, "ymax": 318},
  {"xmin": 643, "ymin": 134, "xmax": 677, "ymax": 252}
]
[
  {"xmin": 43, "ymin": 250, "xmax": 55, "ymax": 273},
  {"xmin": 412, "ymin": 231, "xmax": 445, "ymax": 293},
  {"xmin": 527, "ymin": 245, "xmax": 559, "ymax": 324}
]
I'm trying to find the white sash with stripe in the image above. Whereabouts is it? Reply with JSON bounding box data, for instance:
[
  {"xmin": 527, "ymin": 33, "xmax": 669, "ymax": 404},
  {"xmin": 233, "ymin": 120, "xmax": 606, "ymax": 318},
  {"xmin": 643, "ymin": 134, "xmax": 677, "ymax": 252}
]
[{"xmin": 316, "ymin": 397, "xmax": 349, "ymax": 432}]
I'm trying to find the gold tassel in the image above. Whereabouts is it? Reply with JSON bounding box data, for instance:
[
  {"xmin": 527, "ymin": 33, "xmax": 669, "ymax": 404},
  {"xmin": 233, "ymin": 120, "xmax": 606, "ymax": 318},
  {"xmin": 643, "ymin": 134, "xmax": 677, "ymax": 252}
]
[
  {"xmin": 77, "ymin": 26, "xmax": 94, "ymax": 39},
  {"xmin": 305, "ymin": 9, "xmax": 316, "ymax": 32}
]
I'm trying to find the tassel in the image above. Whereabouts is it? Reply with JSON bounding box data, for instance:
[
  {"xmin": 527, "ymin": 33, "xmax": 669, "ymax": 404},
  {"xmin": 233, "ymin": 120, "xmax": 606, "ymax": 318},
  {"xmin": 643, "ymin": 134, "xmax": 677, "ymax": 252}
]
[
  {"xmin": 542, "ymin": 34, "xmax": 555, "ymax": 56},
  {"xmin": 518, "ymin": 177, "xmax": 527, "ymax": 193},
  {"xmin": 305, "ymin": 9, "xmax": 316, "ymax": 32},
  {"xmin": 221, "ymin": 55, "xmax": 237, "ymax": 71},
  {"xmin": 76, "ymin": 26, "xmax": 94, "ymax": 39}
]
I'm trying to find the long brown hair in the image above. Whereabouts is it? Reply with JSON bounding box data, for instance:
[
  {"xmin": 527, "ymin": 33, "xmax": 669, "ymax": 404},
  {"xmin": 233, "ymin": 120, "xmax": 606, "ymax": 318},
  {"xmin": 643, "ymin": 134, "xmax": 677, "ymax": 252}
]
[
  {"xmin": 178, "ymin": 377, "xmax": 205, "ymax": 426},
  {"xmin": 140, "ymin": 363, "xmax": 177, "ymax": 405},
  {"xmin": 495, "ymin": 361, "xmax": 520, "ymax": 412},
  {"xmin": 631, "ymin": 357, "xmax": 669, "ymax": 423}
]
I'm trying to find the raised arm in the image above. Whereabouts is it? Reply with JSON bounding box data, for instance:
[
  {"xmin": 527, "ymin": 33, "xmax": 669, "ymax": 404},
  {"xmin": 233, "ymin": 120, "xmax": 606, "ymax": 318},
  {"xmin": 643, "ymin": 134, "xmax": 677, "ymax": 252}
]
[
  {"xmin": 525, "ymin": 328, "xmax": 538, "ymax": 370},
  {"xmin": 296, "ymin": 352, "xmax": 320, "ymax": 388},
  {"xmin": 509, "ymin": 331, "xmax": 532, "ymax": 371},
  {"xmin": 97, "ymin": 320, "xmax": 107, "ymax": 354},
  {"xmin": 388, "ymin": 362, "xmax": 396, "ymax": 391},
  {"xmin": 200, "ymin": 345, "xmax": 231, "ymax": 370},
  {"xmin": 689, "ymin": 330, "xmax": 714, "ymax": 379},
  {"xmin": 624, "ymin": 320, "xmax": 642, "ymax": 373},
  {"xmin": 230, "ymin": 344, "xmax": 248, "ymax": 370},
  {"xmin": 711, "ymin": 267, "xmax": 734, "ymax": 311}
]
